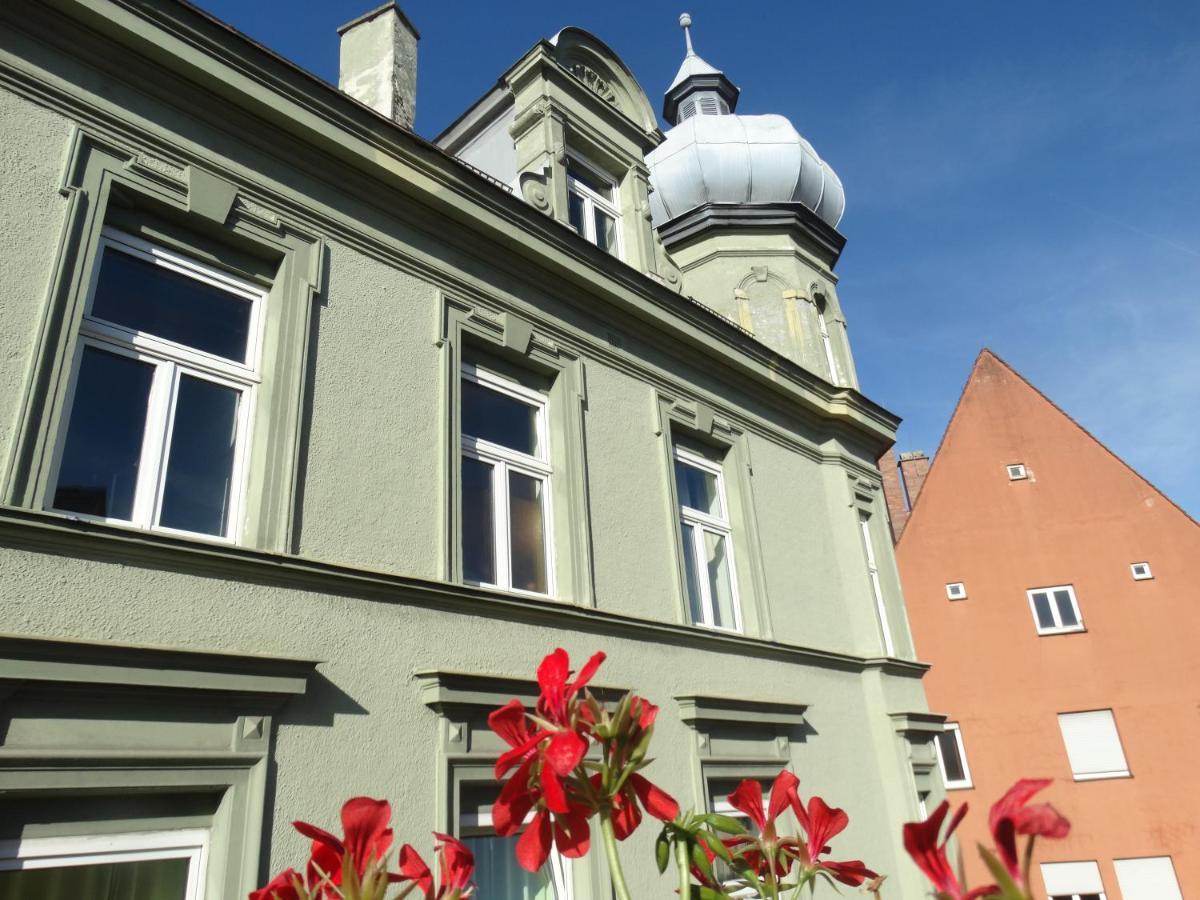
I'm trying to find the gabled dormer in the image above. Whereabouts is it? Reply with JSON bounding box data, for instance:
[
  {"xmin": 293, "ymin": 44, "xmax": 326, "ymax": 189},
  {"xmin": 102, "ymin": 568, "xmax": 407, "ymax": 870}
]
[{"xmin": 437, "ymin": 29, "xmax": 680, "ymax": 286}]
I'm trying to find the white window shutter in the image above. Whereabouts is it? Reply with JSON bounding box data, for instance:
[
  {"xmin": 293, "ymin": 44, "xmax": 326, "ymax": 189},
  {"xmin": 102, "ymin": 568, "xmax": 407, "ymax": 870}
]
[
  {"xmin": 1040, "ymin": 861, "xmax": 1104, "ymax": 895},
  {"xmin": 1057, "ymin": 710, "xmax": 1129, "ymax": 778},
  {"xmin": 1114, "ymin": 857, "xmax": 1183, "ymax": 900}
]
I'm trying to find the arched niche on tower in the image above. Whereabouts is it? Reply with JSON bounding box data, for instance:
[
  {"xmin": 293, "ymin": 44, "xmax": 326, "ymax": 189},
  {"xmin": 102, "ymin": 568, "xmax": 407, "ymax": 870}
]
[{"xmin": 733, "ymin": 266, "xmax": 804, "ymax": 365}]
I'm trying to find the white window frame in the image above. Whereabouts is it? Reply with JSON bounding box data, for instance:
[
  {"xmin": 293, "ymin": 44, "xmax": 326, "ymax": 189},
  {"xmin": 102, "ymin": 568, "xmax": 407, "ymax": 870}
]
[
  {"xmin": 460, "ymin": 363, "xmax": 556, "ymax": 597},
  {"xmin": 1113, "ymin": 856, "xmax": 1183, "ymax": 900},
  {"xmin": 859, "ymin": 513, "xmax": 895, "ymax": 655},
  {"xmin": 1130, "ymin": 562, "xmax": 1153, "ymax": 581},
  {"xmin": 815, "ymin": 302, "xmax": 840, "ymax": 386},
  {"xmin": 674, "ymin": 445, "xmax": 742, "ymax": 633},
  {"xmin": 945, "ymin": 582, "xmax": 967, "ymax": 601},
  {"xmin": 707, "ymin": 782, "xmax": 768, "ymax": 900},
  {"xmin": 0, "ymin": 828, "xmax": 209, "ymax": 899},
  {"xmin": 1041, "ymin": 860, "xmax": 1107, "ymax": 900},
  {"xmin": 1027, "ymin": 584, "xmax": 1085, "ymax": 635},
  {"xmin": 45, "ymin": 228, "xmax": 265, "ymax": 542},
  {"xmin": 565, "ymin": 155, "xmax": 623, "ymax": 259},
  {"xmin": 935, "ymin": 723, "xmax": 973, "ymax": 789},
  {"xmin": 1007, "ymin": 463, "xmax": 1028, "ymax": 480},
  {"xmin": 460, "ymin": 809, "xmax": 570, "ymax": 900}
]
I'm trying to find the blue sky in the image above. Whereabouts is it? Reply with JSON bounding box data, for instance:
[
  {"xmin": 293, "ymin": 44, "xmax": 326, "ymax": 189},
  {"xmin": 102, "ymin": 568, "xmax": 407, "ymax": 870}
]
[{"xmin": 195, "ymin": 0, "xmax": 1200, "ymax": 517}]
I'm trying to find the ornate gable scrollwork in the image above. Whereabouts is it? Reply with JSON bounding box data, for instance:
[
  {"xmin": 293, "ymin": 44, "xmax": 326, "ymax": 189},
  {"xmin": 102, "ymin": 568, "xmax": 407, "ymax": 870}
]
[{"xmin": 568, "ymin": 62, "xmax": 621, "ymax": 108}]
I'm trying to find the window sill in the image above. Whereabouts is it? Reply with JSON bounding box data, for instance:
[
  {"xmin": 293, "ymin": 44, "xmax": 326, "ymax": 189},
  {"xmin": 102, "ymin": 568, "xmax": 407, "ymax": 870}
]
[
  {"xmin": 944, "ymin": 782, "xmax": 974, "ymax": 791},
  {"xmin": 43, "ymin": 508, "xmax": 239, "ymax": 547},
  {"xmin": 1036, "ymin": 626, "xmax": 1087, "ymax": 637},
  {"xmin": 1072, "ymin": 771, "xmax": 1131, "ymax": 782}
]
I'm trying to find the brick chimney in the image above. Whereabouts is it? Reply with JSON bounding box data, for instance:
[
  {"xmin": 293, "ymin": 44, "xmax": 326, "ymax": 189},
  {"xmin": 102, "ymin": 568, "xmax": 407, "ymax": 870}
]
[
  {"xmin": 878, "ymin": 449, "xmax": 931, "ymax": 543},
  {"xmin": 338, "ymin": 3, "xmax": 420, "ymax": 130}
]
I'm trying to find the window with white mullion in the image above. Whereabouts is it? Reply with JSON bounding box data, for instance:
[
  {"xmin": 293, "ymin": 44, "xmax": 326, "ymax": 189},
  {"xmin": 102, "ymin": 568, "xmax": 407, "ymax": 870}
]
[
  {"xmin": 859, "ymin": 514, "xmax": 895, "ymax": 656},
  {"xmin": 49, "ymin": 231, "xmax": 262, "ymax": 541},
  {"xmin": 460, "ymin": 365, "xmax": 554, "ymax": 596},
  {"xmin": 566, "ymin": 157, "xmax": 621, "ymax": 258},
  {"xmin": 459, "ymin": 784, "xmax": 568, "ymax": 900},
  {"xmin": 1027, "ymin": 585, "xmax": 1084, "ymax": 635},
  {"xmin": 674, "ymin": 446, "xmax": 741, "ymax": 633}
]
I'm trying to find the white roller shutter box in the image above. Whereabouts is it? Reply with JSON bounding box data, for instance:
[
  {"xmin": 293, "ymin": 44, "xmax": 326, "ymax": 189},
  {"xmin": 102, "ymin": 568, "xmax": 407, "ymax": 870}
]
[
  {"xmin": 1057, "ymin": 710, "xmax": 1129, "ymax": 779},
  {"xmin": 1040, "ymin": 861, "xmax": 1104, "ymax": 895},
  {"xmin": 1114, "ymin": 857, "xmax": 1183, "ymax": 900}
]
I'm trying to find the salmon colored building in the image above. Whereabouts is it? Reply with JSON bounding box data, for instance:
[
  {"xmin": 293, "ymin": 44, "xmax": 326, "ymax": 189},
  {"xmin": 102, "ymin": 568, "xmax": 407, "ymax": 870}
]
[{"xmin": 883, "ymin": 349, "xmax": 1200, "ymax": 900}]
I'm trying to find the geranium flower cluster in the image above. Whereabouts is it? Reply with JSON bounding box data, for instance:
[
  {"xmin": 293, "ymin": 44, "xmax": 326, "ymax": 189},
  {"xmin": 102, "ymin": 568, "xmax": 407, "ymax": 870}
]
[
  {"xmin": 904, "ymin": 778, "xmax": 1070, "ymax": 900},
  {"xmin": 251, "ymin": 798, "xmax": 474, "ymax": 900},
  {"xmin": 488, "ymin": 648, "xmax": 681, "ymax": 875}
]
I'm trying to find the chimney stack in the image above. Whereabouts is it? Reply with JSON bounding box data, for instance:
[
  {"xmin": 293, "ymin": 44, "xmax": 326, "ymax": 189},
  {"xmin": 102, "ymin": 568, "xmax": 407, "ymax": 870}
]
[
  {"xmin": 337, "ymin": 3, "xmax": 420, "ymax": 130},
  {"xmin": 878, "ymin": 449, "xmax": 931, "ymax": 543}
]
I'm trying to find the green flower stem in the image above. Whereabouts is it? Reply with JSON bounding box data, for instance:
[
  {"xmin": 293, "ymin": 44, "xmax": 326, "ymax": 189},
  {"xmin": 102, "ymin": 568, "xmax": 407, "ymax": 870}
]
[
  {"xmin": 599, "ymin": 811, "xmax": 633, "ymax": 900},
  {"xmin": 676, "ymin": 837, "xmax": 691, "ymax": 900}
]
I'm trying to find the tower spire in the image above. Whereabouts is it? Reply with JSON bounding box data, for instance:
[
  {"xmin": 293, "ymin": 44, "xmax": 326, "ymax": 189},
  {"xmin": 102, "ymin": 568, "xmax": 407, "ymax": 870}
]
[{"xmin": 680, "ymin": 12, "xmax": 695, "ymax": 56}]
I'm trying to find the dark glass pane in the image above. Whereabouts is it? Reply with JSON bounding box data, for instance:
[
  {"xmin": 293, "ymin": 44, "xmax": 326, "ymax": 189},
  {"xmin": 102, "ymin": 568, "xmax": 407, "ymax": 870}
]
[
  {"xmin": 674, "ymin": 460, "xmax": 722, "ymax": 516},
  {"xmin": 1054, "ymin": 589, "xmax": 1079, "ymax": 627},
  {"xmin": 158, "ymin": 375, "xmax": 240, "ymax": 535},
  {"xmin": 461, "ymin": 378, "xmax": 539, "ymax": 456},
  {"xmin": 567, "ymin": 190, "xmax": 586, "ymax": 236},
  {"xmin": 462, "ymin": 835, "xmax": 553, "ymax": 900},
  {"xmin": 462, "ymin": 457, "xmax": 495, "ymax": 584},
  {"xmin": 594, "ymin": 209, "xmax": 616, "ymax": 254},
  {"xmin": 509, "ymin": 472, "xmax": 547, "ymax": 593},
  {"xmin": 680, "ymin": 522, "xmax": 704, "ymax": 624},
  {"xmin": 53, "ymin": 346, "xmax": 154, "ymax": 520},
  {"xmin": 0, "ymin": 855, "xmax": 190, "ymax": 899},
  {"xmin": 937, "ymin": 731, "xmax": 966, "ymax": 783},
  {"xmin": 567, "ymin": 162, "xmax": 613, "ymax": 200},
  {"xmin": 92, "ymin": 248, "xmax": 253, "ymax": 362},
  {"xmin": 1031, "ymin": 592, "xmax": 1055, "ymax": 629}
]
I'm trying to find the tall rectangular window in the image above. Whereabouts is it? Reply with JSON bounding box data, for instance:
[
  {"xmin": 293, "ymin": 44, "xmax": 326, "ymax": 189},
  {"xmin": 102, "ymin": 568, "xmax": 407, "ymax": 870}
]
[
  {"xmin": 859, "ymin": 514, "xmax": 895, "ymax": 655},
  {"xmin": 816, "ymin": 300, "xmax": 840, "ymax": 386},
  {"xmin": 566, "ymin": 158, "xmax": 621, "ymax": 257},
  {"xmin": 1027, "ymin": 585, "xmax": 1084, "ymax": 635},
  {"xmin": 1040, "ymin": 860, "xmax": 1106, "ymax": 900},
  {"xmin": 935, "ymin": 723, "xmax": 973, "ymax": 789},
  {"xmin": 47, "ymin": 230, "xmax": 263, "ymax": 540},
  {"xmin": 460, "ymin": 363, "xmax": 553, "ymax": 595},
  {"xmin": 674, "ymin": 445, "xmax": 741, "ymax": 632},
  {"xmin": 0, "ymin": 828, "xmax": 209, "ymax": 899},
  {"xmin": 1057, "ymin": 710, "xmax": 1130, "ymax": 780},
  {"xmin": 458, "ymin": 783, "xmax": 566, "ymax": 900}
]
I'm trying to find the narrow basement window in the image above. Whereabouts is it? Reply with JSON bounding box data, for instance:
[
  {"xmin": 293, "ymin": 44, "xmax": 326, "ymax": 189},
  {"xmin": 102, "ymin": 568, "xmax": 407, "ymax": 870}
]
[
  {"xmin": 945, "ymin": 582, "xmax": 967, "ymax": 601},
  {"xmin": 1007, "ymin": 464, "xmax": 1028, "ymax": 480},
  {"xmin": 1130, "ymin": 562, "xmax": 1153, "ymax": 581}
]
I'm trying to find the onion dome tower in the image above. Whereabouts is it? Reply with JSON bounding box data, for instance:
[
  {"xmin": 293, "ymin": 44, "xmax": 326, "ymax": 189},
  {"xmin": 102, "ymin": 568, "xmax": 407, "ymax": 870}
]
[{"xmin": 646, "ymin": 14, "xmax": 856, "ymax": 388}]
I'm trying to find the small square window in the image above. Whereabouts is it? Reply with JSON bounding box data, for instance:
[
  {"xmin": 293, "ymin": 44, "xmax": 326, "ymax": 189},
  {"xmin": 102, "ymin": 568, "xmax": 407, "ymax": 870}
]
[
  {"xmin": 935, "ymin": 723, "xmax": 973, "ymax": 789},
  {"xmin": 1007, "ymin": 464, "xmax": 1028, "ymax": 480},
  {"xmin": 1130, "ymin": 562, "xmax": 1153, "ymax": 581},
  {"xmin": 1027, "ymin": 585, "xmax": 1084, "ymax": 635},
  {"xmin": 945, "ymin": 582, "xmax": 967, "ymax": 600}
]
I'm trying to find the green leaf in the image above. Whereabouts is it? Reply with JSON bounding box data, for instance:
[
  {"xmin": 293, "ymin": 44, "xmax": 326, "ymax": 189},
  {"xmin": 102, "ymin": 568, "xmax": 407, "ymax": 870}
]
[
  {"xmin": 690, "ymin": 842, "xmax": 716, "ymax": 881},
  {"xmin": 978, "ymin": 845, "xmax": 1026, "ymax": 900},
  {"xmin": 701, "ymin": 813, "xmax": 748, "ymax": 835},
  {"xmin": 695, "ymin": 888, "xmax": 728, "ymax": 900},
  {"xmin": 696, "ymin": 830, "xmax": 733, "ymax": 864}
]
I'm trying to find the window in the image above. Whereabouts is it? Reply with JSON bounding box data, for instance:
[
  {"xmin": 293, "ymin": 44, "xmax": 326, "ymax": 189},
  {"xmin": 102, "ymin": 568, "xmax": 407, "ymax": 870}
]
[
  {"xmin": 0, "ymin": 829, "xmax": 209, "ymax": 899},
  {"xmin": 945, "ymin": 582, "xmax": 967, "ymax": 600},
  {"xmin": 1007, "ymin": 464, "xmax": 1028, "ymax": 480},
  {"xmin": 460, "ymin": 363, "xmax": 554, "ymax": 595},
  {"xmin": 1027, "ymin": 585, "xmax": 1084, "ymax": 635},
  {"xmin": 707, "ymin": 778, "xmax": 770, "ymax": 899},
  {"xmin": 674, "ymin": 446, "xmax": 741, "ymax": 632},
  {"xmin": 1113, "ymin": 857, "xmax": 1183, "ymax": 900},
  {"xmin": 815, "ymin": 297, "xmax": 840, "ymax": 386},
  {"xmin": 1041, "ymin": 860, "xmax": 1106, "ymax": 900},
  {"xmin": 566, "ymin": 158, "xmax": 621, "ymax": 257},
  {"xmin": 859, "ymin": 514, "xmax": 895, "ymax": 655},
  {"xmin": 46, "ymin": 230, "xmax": 263, "ymax": 540},
  {"xmin": 458, "ymin": 783, "xmax": 568, "ymax": 900},
  {"xmin": 1130, "ymin": 562, "xmax": 1153, "ymax": 581},
  {"xmin": 935, "ymin": 723, "xmax": 973, "ymax": 789},
  {"xmin": 1057, "ymin": 710, "xmax": 1130, "ymax": 780}
]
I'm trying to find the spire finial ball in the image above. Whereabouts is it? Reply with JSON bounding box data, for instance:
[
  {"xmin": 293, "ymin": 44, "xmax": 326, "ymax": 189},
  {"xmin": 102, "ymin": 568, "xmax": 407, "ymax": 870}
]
[{"xmin": 679, "ymin": 12, "xmax": 692, "ymax": 27}]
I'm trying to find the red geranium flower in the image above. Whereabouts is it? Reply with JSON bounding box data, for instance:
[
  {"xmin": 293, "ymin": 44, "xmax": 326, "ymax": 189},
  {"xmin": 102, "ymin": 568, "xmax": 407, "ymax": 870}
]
[
  {"xmin": 591, "ymin": 696, "xmax": 679, "ymax": 840},
  {"xmin": 397, "ymin": 835, "xmax": 476, "ymax": 899},
  {"xmin": 793, "ymin": 793, "xmax": 878, "ymax": 887},
  {"xmin": 536, "ymin": 648, "xmax": 605, "ymax": 726},
  {"xmin": 249, "ymin": 868, "xmax": 302, "ymax": 900},
  {"xmin": 903, "ymin": 801, "xmax": 997, "ymax": 900},
  {"xmin": 988, "ymin": 779, "xmax": 1070, "ymax": 880},
  {"xmin": 292, "ymin": 796, "xmax": 395, "ymax": 892},
  {"xmin": 722, "ymin": 771, "xmax": 804, "ymax": 880}
]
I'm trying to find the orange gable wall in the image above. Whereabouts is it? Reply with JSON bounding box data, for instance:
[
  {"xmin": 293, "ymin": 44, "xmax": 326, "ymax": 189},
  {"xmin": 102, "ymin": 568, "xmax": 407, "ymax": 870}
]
[{"xmin": 896, "ymin": 350, "xmax": 1200, "ymax": 898}]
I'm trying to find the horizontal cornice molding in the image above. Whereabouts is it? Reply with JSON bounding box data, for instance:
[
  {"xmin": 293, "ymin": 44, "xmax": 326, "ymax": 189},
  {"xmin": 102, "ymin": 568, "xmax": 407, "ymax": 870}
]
[
  {"xmin": 0, "ymin": 507, "xmax": 930, "ymax": 680},
  {"xmin": 675, "ymin": 694, "xmax": 807, "ymax": 727},
  {"xmin": 415, "ymin": 669, "xmax": 627, "ymax": 713},
  {"xmin": 658, "ymin": 202, "xmax": 847, "ymax": 267}
]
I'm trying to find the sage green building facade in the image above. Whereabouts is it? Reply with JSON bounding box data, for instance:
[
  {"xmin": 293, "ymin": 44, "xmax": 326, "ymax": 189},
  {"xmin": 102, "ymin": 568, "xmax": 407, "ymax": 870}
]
[{"xmin": 0, "ymin": 1, "xmax": 942, "ymax": 896}]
